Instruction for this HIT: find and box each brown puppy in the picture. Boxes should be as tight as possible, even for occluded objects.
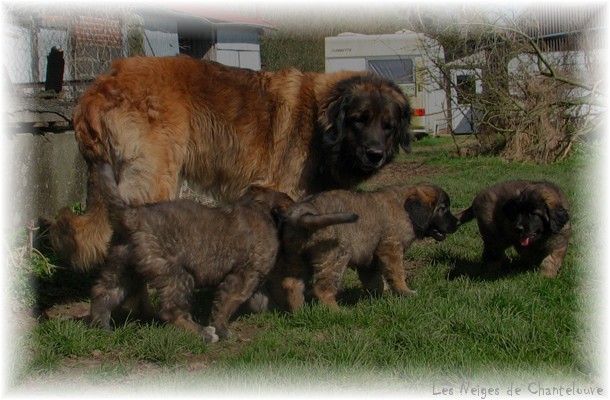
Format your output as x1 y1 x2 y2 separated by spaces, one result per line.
44 56 412 271
89 162 293 342
458 180 571 278
274 183 458 310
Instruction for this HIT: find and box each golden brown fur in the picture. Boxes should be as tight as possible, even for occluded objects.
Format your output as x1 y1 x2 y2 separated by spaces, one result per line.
271 183 458 311
45 56 412 270
458 180 571 278
90 162 294 341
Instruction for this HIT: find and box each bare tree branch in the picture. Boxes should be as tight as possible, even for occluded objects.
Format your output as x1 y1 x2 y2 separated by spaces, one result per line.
403 7 604 163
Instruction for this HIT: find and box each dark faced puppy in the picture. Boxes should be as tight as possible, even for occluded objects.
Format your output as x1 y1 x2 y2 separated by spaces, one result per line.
89 162 293 342
458 180 571 277
274 183 458 311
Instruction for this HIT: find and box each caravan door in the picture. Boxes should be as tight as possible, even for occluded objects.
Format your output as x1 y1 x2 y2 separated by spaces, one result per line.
450 68 483 134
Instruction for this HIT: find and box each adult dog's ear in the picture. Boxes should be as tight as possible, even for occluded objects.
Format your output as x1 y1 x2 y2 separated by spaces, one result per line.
320 92 349 149
404 198 432 233
548 205 569 233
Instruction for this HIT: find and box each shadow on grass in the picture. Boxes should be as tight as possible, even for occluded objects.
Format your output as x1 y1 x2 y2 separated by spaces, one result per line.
445 254 538 281
337 286 379 307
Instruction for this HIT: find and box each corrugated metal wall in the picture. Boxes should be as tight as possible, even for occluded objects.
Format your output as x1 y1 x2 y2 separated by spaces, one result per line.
523 3 606 51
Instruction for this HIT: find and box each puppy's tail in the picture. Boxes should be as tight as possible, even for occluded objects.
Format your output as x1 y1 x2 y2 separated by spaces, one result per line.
95 162 135 233
456 206 475 226
291 212 359 230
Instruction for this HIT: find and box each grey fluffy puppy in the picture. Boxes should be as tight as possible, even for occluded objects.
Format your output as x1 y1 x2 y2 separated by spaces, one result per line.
89 162 293 342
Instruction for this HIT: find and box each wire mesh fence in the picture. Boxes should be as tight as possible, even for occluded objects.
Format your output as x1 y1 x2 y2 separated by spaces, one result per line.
4 4 138 100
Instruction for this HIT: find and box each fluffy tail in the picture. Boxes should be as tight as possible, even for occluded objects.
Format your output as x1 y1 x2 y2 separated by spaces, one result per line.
457 206 475 226
289 211 359 230
45 162 112 271
95 162 135 233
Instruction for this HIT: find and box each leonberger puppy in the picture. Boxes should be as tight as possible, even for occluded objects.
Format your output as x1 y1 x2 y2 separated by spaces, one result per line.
89 162 294 342
44 56 412 271
458 180 571 278
273 183 459 311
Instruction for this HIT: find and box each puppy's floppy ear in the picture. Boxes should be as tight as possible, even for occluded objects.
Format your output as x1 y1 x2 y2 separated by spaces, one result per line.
404 197 432 233
270 206 286 230
548 205 569 233
502 197 519 220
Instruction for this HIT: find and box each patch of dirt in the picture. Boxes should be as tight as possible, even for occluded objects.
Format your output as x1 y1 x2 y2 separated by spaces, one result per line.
366 159 447 187
195 319 264 363
42 301 90 321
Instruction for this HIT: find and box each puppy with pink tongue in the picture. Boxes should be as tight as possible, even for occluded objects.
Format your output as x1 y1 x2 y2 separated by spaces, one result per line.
458 180 571 278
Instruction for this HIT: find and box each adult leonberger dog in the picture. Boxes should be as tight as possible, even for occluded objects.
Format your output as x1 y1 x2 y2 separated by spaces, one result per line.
273 183 458 310
458 180 571 278
45 56 412 270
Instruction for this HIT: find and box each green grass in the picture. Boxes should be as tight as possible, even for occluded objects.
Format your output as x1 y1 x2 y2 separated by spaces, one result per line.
20 319 210 379
9 138 603 393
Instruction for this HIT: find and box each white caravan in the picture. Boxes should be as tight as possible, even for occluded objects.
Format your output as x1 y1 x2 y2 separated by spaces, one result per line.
325 31 447 137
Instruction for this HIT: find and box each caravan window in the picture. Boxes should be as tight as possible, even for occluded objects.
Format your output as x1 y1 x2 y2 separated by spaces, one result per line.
367 59 414 84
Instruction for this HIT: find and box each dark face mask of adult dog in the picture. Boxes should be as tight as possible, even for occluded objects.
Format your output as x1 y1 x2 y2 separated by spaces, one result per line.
502 190 569 248
319 76 411 185
404 189 459 241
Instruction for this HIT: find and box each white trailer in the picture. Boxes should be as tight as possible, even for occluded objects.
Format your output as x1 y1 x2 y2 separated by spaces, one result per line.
325 31 447 137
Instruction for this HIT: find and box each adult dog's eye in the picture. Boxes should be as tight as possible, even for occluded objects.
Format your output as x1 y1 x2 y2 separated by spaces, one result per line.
350 112 368 126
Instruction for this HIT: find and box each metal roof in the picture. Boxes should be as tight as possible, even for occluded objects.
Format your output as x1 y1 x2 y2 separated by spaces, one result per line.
161 5 274 30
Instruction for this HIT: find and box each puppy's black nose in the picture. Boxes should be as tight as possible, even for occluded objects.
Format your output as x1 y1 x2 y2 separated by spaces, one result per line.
365 148 385 165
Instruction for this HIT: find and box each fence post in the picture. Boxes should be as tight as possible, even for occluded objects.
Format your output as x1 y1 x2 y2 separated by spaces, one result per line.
126 14 145 56
45 46 65 93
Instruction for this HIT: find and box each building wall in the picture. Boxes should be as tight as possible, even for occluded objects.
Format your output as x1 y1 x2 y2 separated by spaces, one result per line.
7 132 88 228
216 27 262 70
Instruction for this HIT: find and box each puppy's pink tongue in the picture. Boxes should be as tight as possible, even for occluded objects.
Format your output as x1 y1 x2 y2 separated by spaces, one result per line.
521 237 532 247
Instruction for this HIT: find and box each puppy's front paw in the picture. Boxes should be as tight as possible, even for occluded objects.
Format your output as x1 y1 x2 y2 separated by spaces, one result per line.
88 313 112 331
539 268 558 278
202 325 219 343
215 325 233 340
400 289 418 297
